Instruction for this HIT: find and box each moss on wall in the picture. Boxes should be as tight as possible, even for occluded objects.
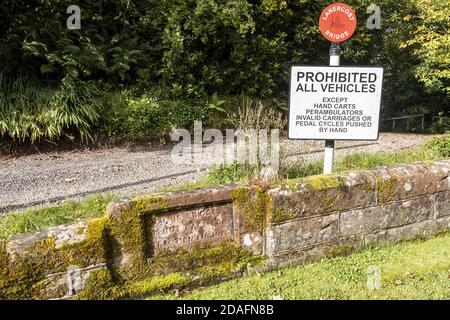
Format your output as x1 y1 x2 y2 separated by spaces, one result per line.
107 195 170 275
0 216 110 300
0 245 44 299
78 194 264 300
79 240 264 300
278 173 345 192
130 272 190 297
304 174 343 190
325 244 355 258
231 187 272 232
77 269 124 300
376 177 397 203
271 208 294 224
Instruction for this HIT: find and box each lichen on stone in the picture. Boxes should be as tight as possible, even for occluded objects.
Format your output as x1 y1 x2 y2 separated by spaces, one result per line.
1 191 267 300
79 240 263 299
271 208 294 224
304 174 344 190
376 177 397 203
231 187 272 232
325 244 355 258
0 216 110 300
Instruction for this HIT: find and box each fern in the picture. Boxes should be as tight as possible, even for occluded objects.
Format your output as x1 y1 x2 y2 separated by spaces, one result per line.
0 75 101 143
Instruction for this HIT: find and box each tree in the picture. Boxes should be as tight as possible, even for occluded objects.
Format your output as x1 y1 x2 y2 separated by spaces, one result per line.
401 0 450 97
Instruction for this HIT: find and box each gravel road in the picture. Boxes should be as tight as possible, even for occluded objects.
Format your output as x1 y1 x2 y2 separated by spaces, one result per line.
0 133 433 215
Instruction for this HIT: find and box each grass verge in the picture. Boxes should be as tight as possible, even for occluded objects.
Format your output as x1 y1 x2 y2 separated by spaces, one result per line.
148 233 450 300
189 134 449 187
0 194 116 239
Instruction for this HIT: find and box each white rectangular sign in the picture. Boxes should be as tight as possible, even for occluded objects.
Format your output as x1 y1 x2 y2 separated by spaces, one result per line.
288 66 383 140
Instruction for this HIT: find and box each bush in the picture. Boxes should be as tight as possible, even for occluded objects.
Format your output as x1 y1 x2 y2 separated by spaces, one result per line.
162 99 211 130
0 78 101 143
1 0 448 144
425 135 450 157
431 116 450 134
95 92 211 140
127 96 171 139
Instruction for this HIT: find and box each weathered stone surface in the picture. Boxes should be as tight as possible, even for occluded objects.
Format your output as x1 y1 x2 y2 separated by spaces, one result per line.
162 184 241 209
270 171 376 219
40 264 107 300
363 217 450 246
149 204 234 253
241 232 264 254
381 196 433 228
266 214 339 254
340 207 383 237
435 216 450 230
340 196 433 237
372 161 450 204
108 185 241 218
7 221 88 256
435 191 450 218
267 236 363 266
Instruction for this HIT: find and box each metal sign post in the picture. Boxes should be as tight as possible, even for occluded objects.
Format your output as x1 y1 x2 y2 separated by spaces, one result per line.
318 2 356 174
324 42 341 174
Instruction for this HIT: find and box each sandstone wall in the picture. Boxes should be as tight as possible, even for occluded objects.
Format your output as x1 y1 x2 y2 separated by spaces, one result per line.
1 160 449 299
266 160 450 265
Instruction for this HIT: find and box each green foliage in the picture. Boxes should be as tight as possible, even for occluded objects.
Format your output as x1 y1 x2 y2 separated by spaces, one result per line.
187 135 446 188
284 136 448 181
165 162 259 192
0 77 101 142
0 194 115 240
431 115 450 134
95 91 210 139
402 0 450 96
335 148 439 172
0 0 151 85
0 0 449 143
280 159 324 180
124 95 172 139
235 98 286 131
0 0 435 101
425 134 450 157
206 163 257 185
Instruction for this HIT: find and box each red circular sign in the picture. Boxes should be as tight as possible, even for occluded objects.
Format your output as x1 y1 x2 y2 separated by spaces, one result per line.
319 3 357 43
